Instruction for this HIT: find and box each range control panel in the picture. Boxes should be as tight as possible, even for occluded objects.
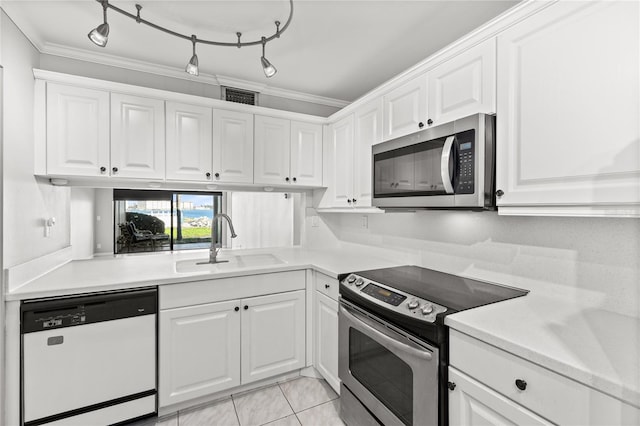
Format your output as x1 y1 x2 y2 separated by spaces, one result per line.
341 274 446 324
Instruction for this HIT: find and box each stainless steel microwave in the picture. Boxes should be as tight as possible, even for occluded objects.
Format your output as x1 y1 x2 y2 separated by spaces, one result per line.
372 113 496 210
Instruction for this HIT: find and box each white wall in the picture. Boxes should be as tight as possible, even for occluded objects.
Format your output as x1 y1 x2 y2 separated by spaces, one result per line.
39 54 340 117
229 192 294 249
308 210 640 317
94 188 114 255
2 10 70 269
70 188 95 259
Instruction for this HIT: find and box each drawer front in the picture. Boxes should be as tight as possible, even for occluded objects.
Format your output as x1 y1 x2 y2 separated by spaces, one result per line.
450 330 640 425
315 272 339 301
160 270 306 310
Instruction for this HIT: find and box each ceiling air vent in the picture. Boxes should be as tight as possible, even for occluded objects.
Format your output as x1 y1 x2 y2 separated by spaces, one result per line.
222 87 258 106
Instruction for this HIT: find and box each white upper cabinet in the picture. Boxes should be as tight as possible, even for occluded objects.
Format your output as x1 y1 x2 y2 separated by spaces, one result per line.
45 83 110 177
382 74 428 141
353 98 383 207
165 102 213 182
290 121 323 186
111 93 165 179
323 115 355 208
427 38 496 126
255 116 323 186
212 109 254 184
496 0 640 216
254 115 291 185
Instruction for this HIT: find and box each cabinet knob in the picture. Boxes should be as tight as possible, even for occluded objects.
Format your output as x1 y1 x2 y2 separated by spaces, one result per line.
496 189 504 197
100 166 106 174
447 381 456 391
215 172 220 178
234 306 240 312
427 118 433 125
352 198 357 204
515 379 527 391
347 199 352 204
206 172 211 179
112 167 118 174
285 177 290 182
292 177 297 182
325 284 330 289
244 305 248 310
418 122 424 129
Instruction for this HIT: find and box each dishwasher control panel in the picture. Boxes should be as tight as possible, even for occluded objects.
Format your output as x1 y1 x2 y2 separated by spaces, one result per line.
21 287 157 333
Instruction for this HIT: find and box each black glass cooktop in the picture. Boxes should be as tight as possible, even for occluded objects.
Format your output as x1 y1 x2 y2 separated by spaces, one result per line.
354 265 528 313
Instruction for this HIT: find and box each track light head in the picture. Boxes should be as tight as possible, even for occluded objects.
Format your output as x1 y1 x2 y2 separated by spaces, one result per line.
261 37 277 78
261 56 277 78
88 22 110 47
185 35 199 76
88 1 110 47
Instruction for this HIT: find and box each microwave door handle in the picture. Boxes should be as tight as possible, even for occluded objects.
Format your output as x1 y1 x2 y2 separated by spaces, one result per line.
340 303 433 361
441 135 455 194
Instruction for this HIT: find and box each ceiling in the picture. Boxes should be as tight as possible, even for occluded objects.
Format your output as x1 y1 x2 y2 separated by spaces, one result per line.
2 0 519 105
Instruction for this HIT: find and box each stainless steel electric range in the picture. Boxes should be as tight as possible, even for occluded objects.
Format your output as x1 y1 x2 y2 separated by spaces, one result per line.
338 265 528 426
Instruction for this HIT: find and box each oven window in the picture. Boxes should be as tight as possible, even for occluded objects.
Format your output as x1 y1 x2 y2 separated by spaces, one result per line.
349 328 413 425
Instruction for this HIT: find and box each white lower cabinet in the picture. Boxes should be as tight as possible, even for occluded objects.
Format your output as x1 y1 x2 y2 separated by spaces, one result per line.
159 279 306 409
449 330 640 425
241 290 306 384
159 300 241 407
448 367 551 426
313 272 340 393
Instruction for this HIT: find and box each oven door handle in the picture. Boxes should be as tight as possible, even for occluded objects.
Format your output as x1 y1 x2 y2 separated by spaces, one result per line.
441 135 455 194
340 303 433 361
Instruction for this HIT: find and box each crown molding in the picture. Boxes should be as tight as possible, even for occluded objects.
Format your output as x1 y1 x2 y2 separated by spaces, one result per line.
38 42 349 109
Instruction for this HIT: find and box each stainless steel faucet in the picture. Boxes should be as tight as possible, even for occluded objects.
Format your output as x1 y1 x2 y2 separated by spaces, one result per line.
208 213 238 264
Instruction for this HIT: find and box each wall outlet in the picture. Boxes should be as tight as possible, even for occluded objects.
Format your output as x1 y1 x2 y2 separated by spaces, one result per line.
96 215 101 221
311 215 320 227
361 215 368 229
96 243 102 249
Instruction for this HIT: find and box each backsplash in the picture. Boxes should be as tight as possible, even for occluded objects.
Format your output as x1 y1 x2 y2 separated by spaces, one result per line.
306 210 640 317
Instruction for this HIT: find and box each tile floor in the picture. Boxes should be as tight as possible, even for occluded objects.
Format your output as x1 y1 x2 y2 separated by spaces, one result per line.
134 377 344 426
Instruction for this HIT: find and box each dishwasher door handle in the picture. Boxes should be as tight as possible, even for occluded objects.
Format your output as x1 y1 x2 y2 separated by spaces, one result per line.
47 336 64 346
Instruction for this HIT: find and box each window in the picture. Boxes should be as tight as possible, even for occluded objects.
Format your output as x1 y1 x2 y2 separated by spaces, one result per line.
114 190 222 254
113 189 297 254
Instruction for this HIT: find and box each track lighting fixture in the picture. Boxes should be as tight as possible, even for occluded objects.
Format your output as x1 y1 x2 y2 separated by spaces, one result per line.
185 35 199 76
261 37 277 78
88 0 293 78
88 0 110 47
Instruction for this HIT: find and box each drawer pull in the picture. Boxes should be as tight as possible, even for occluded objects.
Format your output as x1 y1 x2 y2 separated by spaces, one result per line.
515 379 527 391
325 284 330 289
447 381 456 391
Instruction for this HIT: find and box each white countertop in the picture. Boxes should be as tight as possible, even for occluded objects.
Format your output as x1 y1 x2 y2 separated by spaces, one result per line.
445 290 640 409
4 246 403 301
7 245 639 410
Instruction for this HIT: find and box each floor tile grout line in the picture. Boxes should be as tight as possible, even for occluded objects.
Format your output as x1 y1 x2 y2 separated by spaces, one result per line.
231 394 243 426
277 381 298 422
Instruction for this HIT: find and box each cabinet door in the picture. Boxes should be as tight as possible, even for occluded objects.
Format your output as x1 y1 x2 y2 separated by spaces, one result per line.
353 98 383 207
496 1 640 213
290 121 323 186
327 115 355 207
254 115 291 185
314 292 339 394
382 75 427 140
111 93 165 179
212 109 254 184
46 83 110 177
159 300 241 407
449 368 552 426
165 102 212 182
428 38 496 126
241 290 305 384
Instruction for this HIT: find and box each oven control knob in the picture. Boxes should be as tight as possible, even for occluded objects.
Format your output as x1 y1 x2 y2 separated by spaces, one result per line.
407 299 420 310
346 275 357 284
355 278 365 287
421 304 434 315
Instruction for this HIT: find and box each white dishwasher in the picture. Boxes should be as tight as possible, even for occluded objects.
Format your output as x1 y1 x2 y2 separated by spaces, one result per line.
21 287 157 426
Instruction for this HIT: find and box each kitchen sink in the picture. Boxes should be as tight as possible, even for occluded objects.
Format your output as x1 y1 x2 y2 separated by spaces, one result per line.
175 253 285 273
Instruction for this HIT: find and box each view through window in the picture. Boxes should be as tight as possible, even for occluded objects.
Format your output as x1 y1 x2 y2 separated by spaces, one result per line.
114 190 222 254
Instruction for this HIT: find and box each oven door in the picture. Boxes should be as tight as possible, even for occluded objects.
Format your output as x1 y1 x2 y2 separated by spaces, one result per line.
338 300 439 426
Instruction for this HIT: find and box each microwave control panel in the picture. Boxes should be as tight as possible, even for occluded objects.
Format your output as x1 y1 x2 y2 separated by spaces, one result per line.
455 130 475 194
